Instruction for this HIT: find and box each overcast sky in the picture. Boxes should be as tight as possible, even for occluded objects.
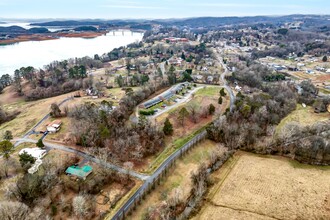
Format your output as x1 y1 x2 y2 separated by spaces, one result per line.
0 0 329 19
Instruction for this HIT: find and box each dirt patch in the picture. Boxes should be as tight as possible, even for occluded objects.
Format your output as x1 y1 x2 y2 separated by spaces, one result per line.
196 152 330 220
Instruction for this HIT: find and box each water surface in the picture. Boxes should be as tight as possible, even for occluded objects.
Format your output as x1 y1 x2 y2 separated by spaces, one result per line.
0 31 143 75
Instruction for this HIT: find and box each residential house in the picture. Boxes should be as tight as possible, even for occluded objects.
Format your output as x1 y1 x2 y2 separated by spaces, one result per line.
47 120 62 133
66 165 93 180
19 148 47 174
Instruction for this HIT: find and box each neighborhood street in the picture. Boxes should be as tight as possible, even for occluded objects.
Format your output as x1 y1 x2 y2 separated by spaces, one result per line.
13 137 150 180
150 85 204 119
217 48 236 111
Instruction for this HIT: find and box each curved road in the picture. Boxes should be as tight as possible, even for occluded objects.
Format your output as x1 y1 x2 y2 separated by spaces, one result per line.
14 138 149 180
216 48 236 112
14 97 74 148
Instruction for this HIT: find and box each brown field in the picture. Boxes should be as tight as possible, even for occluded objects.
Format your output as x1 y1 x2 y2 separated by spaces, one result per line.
0 34 56 45
58 31 107 38
194 152 330 220
0 91 79 138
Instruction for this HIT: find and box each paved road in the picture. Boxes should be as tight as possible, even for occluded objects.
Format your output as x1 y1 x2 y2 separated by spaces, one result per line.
14 138 149 181
12 97 74 148
150 86 204 120
216 48 236 112
110 131 207 220
21 97 74 139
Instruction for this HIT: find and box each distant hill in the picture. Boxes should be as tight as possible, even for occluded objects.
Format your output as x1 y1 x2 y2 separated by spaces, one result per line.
73 26 98 32
0 25 49 34
0 25 26 33
31 20 103 27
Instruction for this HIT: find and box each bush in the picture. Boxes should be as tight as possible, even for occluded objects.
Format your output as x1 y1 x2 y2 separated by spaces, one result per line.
139 109 155 116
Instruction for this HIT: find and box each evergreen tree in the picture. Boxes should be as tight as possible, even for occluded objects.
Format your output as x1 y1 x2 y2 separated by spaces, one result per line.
3 130 13 140
19 151 36 168
322 56 328 62
36 139 44 149
178 107 189 127
220 88 227 97
163 118 173 135
209 104 216 115
218 96 223 104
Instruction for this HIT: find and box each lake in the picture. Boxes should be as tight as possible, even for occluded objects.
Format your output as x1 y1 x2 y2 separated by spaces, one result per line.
0 30 143 75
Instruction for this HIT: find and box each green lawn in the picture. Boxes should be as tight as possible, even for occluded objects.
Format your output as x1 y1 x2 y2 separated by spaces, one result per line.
195 86 220 97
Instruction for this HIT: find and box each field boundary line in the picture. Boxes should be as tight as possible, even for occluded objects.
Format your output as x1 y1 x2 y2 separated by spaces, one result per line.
194 153 240 219
208 153 240 199
208 203 282 220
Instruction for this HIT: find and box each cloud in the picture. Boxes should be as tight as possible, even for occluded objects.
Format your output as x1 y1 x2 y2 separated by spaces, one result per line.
191 3 301 9
101 5 165 9
100 1 165 10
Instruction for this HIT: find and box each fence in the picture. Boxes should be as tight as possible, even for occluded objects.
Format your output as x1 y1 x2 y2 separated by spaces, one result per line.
110 130 207 220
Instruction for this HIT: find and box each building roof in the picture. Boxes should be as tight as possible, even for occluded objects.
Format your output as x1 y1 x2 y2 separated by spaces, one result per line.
65 165 93 179
48 120 62 128
19 148 47 160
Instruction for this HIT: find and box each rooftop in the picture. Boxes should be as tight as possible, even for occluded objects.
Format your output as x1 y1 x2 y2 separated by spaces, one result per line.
65 165 93 180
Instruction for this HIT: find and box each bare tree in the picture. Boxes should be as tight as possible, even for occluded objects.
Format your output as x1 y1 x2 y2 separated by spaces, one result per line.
187 101 200 123
0 201 30 220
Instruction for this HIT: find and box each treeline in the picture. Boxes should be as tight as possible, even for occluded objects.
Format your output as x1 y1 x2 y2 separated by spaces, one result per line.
69 85 166 162
276 121 330 165
0 106 20 125
207 83 297 149
209 60 330 165
0 74 12 93
252 30 330 59
10 57 102 101
227 61 286 89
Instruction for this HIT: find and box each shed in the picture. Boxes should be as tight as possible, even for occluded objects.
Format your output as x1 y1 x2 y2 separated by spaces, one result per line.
65 165 93 180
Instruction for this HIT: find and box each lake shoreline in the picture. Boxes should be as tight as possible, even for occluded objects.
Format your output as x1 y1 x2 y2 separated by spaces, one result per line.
0 31 108 45
0 30 143 74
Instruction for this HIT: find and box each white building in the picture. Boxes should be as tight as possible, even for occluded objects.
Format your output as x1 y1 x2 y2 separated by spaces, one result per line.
47 120 62 133
19 148 47 160
19 148 47 174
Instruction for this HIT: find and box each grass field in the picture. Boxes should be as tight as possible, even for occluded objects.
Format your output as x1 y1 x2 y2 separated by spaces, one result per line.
195 86 221 97
275 104 330 136
194 152 330 220
130 140 222 220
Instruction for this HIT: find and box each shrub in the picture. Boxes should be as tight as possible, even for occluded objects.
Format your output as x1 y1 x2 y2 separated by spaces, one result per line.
139 109 155 116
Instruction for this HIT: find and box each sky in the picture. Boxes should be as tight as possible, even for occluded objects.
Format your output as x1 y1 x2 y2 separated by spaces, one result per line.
0 0 329 19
